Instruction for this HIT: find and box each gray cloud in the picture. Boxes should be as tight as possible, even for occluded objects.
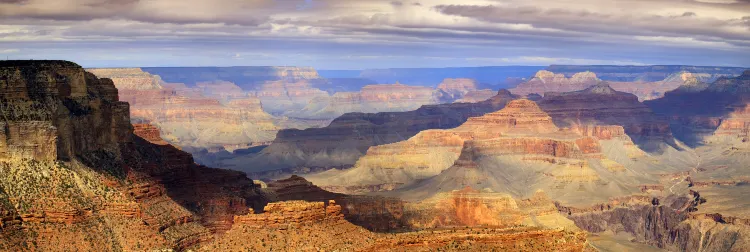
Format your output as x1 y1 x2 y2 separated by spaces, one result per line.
0 0 748 68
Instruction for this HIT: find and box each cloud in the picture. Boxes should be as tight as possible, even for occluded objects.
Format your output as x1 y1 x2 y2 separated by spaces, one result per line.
0 48 20 53
0 0 747 68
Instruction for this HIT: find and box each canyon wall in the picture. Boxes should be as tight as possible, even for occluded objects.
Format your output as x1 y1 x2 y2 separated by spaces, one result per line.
0 61 267 251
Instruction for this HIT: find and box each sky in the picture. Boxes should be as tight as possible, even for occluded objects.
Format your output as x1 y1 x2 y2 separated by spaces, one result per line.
0 0 749 69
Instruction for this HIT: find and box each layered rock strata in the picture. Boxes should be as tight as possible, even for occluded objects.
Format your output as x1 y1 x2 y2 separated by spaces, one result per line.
0 61 266 251
88 68 279 150
306 99 634 203
537 83 675 151
221 90 519 175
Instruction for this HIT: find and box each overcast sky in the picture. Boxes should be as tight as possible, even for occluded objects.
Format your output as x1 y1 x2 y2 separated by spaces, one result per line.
1 0 748 69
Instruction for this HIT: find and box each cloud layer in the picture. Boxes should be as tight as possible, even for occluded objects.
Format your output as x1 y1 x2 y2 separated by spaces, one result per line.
0 0 748 68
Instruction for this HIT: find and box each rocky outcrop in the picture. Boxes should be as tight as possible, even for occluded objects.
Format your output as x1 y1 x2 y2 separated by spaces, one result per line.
233 200 344 229
87 68 163 90
206 198 588 251
132 123 169 145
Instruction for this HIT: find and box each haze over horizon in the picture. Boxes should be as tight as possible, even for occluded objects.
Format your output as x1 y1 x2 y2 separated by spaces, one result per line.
1 0 749 69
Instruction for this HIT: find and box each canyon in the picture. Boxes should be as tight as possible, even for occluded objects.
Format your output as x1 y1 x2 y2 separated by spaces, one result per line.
3 60 750 251
89 68 493 158
0 60 599 251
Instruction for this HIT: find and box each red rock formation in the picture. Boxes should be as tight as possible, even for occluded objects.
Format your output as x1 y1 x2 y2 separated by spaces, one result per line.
132 123 169 145
233 200 344 229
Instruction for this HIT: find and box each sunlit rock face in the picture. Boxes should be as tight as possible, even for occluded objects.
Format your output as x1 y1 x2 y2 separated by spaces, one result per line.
0 61 266 251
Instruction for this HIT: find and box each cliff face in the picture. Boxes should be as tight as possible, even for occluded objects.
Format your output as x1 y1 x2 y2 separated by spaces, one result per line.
217 90 519 175
0 61 266 251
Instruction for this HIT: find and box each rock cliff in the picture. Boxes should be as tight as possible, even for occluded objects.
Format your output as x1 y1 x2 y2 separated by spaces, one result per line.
0 61 266 251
